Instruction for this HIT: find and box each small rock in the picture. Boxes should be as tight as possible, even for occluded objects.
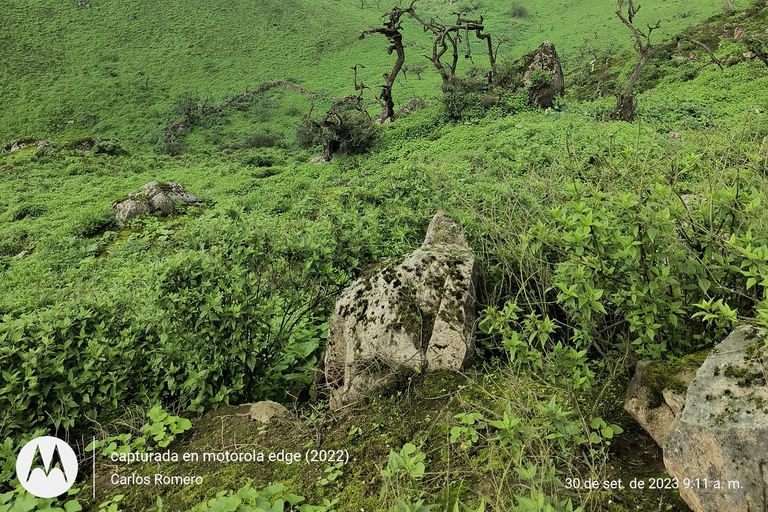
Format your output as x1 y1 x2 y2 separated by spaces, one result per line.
112 182 199 225
625 360 697 446
310 156 327 165
667 131 682 139
248 401 292 423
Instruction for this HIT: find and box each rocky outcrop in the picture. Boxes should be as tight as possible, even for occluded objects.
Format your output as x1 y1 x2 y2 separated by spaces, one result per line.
2 138 42 153
664 326 768 512
112 181 199 225
318 212 478 410
625 358 700 446
513 41 565 109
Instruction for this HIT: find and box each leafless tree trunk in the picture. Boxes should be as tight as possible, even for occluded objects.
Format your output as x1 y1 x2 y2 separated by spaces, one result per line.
408 9 497 91
613 0 665 121
747 36 768 68
359 2 417 122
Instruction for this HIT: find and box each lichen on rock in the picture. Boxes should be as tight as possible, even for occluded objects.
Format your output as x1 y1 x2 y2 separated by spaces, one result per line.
317 212 478 410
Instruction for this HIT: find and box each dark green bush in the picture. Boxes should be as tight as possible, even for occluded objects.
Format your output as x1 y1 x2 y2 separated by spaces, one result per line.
508 2 528 18
241 133 278 149
479 180 768 360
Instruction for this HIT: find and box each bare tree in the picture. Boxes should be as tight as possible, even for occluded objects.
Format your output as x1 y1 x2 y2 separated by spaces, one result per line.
747 35 768 68
408 9 497 91
612 0 666 122
613 0 723 121
359 2 418 122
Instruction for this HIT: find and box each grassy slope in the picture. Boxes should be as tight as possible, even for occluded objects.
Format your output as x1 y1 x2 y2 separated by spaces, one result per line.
2 1 768 510
0 0 733 145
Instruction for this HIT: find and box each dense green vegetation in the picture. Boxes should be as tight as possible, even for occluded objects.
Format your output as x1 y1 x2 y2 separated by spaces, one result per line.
2 0 768 510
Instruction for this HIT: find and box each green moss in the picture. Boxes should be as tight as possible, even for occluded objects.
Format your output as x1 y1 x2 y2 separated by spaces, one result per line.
641 350 708 409
722 364 764 387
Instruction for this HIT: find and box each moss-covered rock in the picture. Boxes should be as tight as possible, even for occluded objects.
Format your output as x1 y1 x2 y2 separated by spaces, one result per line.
318 212 478 410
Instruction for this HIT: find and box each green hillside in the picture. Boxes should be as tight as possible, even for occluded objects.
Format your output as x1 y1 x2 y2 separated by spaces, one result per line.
2 0 768 511
1 0 734 145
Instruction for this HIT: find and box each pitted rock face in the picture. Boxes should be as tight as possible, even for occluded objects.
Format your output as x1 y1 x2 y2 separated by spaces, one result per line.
320 212 477 410
664 326 768 512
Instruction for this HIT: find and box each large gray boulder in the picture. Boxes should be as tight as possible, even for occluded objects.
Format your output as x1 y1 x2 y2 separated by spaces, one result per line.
319 212 478 410
664 325 768 512
519 42 565 109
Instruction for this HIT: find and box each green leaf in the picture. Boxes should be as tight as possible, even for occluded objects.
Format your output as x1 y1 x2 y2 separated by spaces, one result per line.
64 501 83 512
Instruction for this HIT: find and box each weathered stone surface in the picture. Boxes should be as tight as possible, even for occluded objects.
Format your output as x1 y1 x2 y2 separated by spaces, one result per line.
165 181 199 204
520 41 565 109
319 212 478 410
310 156 327 165
112 182 198 225
625 359 698 446
141 182 174 215
664 325 768 512
112 193 149 225
35 140 53 152
248 401 292 423
2 138 39 153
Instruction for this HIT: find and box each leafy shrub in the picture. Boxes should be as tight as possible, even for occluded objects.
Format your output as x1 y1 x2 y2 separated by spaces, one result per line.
9 203 46 221
639 99 714 130
442 77 490 120
87 405 192 456
241 133 278 149
479 181 768 359
92 139 127 156
508 2 528 18
65 207 115 237
299 103 380 157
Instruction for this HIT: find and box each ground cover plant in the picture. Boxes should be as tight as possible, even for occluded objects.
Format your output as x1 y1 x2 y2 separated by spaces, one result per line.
2 0 768 511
